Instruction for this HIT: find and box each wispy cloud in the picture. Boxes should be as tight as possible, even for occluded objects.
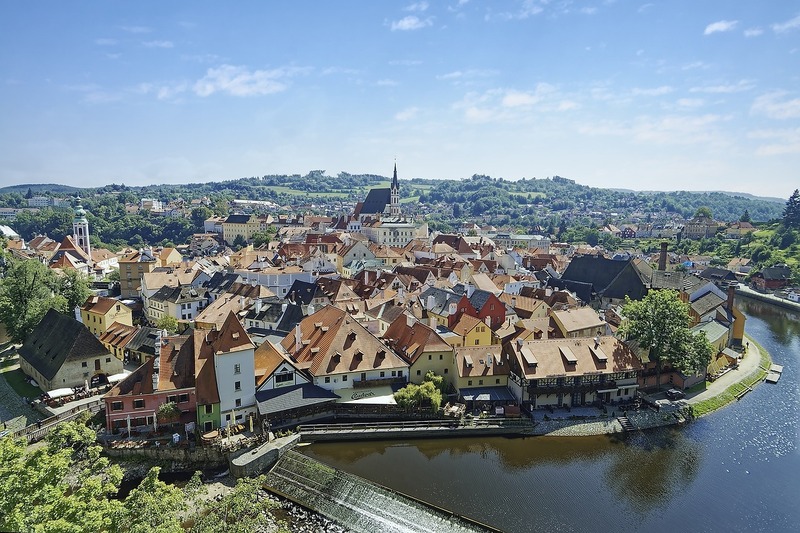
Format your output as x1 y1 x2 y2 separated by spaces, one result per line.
704 20 738 35
772 14 800 33
749 127 800 156
193 64 309 97
676 98 705 108
638 3 654 14
67 83 123 104
120 25 152 34
395 107 419 121
376 79 399 87
95 38 117 46
389 59 423 66
143 40 174 49
579 114 728 146
390 16 433 31
404 2 429 12
681 61 708 71
137 82 188 101
436 69 497 82
690 79 755 94
632 86 673 96
744 27 763 37
751 91 800 120
453 84 568 123
321 67 361 76
490 0 544 21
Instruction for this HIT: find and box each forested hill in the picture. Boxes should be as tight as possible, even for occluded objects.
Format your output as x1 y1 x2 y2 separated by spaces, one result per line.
1 171 784 222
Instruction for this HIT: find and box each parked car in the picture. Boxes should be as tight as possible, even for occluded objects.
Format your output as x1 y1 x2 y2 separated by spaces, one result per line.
666 388 685 400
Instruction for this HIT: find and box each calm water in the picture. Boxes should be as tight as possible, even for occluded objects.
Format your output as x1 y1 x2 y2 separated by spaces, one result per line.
303 297 800 532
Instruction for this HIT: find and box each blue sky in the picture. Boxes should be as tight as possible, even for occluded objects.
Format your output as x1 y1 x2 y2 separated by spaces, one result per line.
1 1 799 199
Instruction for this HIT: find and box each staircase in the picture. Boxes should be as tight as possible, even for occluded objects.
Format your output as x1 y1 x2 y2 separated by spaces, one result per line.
617 416 635 432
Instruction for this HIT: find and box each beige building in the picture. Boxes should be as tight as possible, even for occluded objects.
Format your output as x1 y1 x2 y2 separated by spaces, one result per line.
80 295 133 337
551 307 608 338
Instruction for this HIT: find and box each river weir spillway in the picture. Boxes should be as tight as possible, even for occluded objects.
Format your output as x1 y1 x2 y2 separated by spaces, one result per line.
263 450 495 533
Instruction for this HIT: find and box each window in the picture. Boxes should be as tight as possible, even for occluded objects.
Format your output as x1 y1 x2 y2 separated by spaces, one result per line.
380 371 385 378
205 404 213 414
235 398 242 408
439 354 443 360
398 370 403 377
416 370 421 376
468 380 473 386
111 401 123 411
81 361 88 367
133 399 145 409
496 378 500 384
342 374 348 381
428 354 432 360
444 368 448 374
276 372 293 384
178 393 189 403
475 339 479 345
479 379 483 385
391 371 396 377
234 381 241 391
325 376 330 383
234 364 241 374
204 421 213 431
167 395 177 403
106 357 111 363
83 372 89 378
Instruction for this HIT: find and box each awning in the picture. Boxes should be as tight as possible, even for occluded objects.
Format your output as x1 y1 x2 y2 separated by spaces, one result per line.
597 388 617 394
46 387 74 399
334 385 398 405
459 386 517 403
107 371 131 384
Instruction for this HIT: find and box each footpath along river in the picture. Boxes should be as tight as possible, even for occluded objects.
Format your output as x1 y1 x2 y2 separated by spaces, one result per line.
301 297 799 532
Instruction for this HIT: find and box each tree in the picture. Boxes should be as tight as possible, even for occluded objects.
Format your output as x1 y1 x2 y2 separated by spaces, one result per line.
0 257 61 342
57 269 92 313
694 206 713 219
190 206 214 227
783 189 800 229
619 290 713 390
156 315 179 334
231 234 247 250
740 209 751 223
394 379 443 412
156 401 181 426
190 476 286 533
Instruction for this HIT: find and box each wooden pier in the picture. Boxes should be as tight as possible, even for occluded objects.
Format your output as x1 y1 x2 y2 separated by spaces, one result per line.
765 364 784 384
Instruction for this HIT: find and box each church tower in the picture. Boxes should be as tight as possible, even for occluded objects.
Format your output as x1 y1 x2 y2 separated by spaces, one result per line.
389 162 401 217
72 196 91 258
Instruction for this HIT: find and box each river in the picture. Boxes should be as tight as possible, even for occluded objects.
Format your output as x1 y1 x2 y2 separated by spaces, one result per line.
301 298 800 532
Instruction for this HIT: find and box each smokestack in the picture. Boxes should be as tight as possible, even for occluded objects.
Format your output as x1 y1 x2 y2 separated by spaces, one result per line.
659 242 668 271
727 284 736 311
295 323 302 353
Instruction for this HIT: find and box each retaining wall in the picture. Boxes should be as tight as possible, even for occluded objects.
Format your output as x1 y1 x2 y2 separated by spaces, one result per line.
229 434 301 478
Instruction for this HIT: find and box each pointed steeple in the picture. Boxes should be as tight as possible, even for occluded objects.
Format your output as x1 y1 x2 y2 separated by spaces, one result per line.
389 160 400 216
72 195 91 259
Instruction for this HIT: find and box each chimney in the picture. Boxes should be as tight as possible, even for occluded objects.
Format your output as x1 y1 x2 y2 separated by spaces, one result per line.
406 313 416 328
295 323 302 353
727 283 736 311
255 298 262 314
239 295 246 309
427 294 435 310
466 282 475 298
659 242 668 271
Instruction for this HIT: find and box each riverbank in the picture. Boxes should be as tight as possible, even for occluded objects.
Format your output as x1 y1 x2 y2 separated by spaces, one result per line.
532 330 771 437
736 284 800 313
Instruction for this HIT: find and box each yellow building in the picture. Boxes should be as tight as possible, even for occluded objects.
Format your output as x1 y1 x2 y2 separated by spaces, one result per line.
80 296 133 337
451 314 492 348
222 214 260 245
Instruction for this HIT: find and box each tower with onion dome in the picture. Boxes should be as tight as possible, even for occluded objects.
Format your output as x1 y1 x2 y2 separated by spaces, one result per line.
72 196 91 258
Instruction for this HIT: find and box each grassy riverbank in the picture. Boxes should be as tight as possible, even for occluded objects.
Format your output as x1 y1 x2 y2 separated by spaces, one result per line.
689 335 771 418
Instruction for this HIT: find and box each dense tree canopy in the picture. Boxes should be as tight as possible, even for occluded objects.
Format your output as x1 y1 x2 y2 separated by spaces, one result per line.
619 290 714 388
784 189 800 229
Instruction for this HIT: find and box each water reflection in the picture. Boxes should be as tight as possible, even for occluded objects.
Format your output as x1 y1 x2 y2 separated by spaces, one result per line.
737 296 800 346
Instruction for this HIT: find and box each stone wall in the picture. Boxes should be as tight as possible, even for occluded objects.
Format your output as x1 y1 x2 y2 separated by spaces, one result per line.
103 443 227 468
230 434 301 478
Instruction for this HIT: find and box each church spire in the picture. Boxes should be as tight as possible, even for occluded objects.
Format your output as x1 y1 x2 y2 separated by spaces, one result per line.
389 160 400 216
72 195 91 258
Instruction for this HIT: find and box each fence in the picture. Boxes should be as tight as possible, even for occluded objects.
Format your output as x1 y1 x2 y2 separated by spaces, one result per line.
12 398 103 443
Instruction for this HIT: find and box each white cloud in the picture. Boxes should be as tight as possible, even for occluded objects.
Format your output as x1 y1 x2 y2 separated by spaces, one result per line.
143 40 174 48
376 79 399 87
489 0 544 21
557 100 579 111
682 61 708 70
580 7 598 15
404 2 429 12
744 27 763 37
395 107 419 121
749 127 800 155
632 86 673 96
772 14 800 33
95 38 117 46
436 69 496 81
690 80 755 94
638 3 654 14
193 64 308 97
676 98 705 108
502 90 539 107
120 25 152 34
751 91 800 120
579 114 728 146
704 20 738 35
390 16 433 31
322 67 360 76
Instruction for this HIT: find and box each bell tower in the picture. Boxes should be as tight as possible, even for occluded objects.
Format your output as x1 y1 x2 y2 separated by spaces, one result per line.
72 196 91 258
390 161 400 217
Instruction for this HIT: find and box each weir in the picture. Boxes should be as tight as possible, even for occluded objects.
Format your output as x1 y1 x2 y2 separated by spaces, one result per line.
263 450 495 533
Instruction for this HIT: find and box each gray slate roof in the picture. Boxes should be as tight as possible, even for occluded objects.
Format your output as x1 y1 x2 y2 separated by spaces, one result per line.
359 188 391 215
255 383 339 415
19 309 110 381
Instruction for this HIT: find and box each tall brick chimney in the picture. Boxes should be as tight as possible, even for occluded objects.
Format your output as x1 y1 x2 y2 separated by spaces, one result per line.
658 242 668 271
727 283 736 311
